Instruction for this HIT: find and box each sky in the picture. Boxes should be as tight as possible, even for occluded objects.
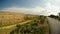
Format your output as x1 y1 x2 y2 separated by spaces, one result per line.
0 0 60 16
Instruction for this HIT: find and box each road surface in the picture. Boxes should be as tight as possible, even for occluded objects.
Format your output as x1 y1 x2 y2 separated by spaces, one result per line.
47 17 60 34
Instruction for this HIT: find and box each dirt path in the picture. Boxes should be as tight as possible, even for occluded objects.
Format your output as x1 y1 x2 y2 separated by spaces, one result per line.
0 20 32 29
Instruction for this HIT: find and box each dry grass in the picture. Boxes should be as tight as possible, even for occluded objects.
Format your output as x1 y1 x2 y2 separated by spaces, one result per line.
0 26 16 34
0 12 36 27
0 12 49 34
0 12 36 34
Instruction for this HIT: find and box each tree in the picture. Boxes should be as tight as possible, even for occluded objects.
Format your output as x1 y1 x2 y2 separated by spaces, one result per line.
59 13 60 17
59 13 60 20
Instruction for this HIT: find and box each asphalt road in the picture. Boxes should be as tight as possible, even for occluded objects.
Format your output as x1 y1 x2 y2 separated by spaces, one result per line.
47 17 60 34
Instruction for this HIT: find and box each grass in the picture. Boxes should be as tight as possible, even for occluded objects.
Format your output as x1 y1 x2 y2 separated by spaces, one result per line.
0 12 49 34
0 12 36 27
0 26 15 34
10 16 49 34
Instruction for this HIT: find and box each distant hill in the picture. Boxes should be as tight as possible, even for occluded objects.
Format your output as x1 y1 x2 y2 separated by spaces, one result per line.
0 11 37 27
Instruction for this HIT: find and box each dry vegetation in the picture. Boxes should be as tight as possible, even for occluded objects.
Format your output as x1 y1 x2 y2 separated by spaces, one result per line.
0 12 36 27
10 15 49 34
0 11 49 34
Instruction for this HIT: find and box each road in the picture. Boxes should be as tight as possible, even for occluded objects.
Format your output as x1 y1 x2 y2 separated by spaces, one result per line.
0 20 32 29
47 17 60 34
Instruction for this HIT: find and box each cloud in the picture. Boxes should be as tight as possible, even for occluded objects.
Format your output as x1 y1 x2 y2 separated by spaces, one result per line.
2 6 50 16
48 0 60 7
45 0 60 15
1 0 60 16
2 5 59 16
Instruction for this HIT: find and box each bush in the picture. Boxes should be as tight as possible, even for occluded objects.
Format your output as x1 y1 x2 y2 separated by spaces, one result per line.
10 16 49 34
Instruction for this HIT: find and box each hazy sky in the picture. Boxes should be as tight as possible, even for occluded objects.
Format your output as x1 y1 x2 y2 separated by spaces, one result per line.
0 0 60 16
